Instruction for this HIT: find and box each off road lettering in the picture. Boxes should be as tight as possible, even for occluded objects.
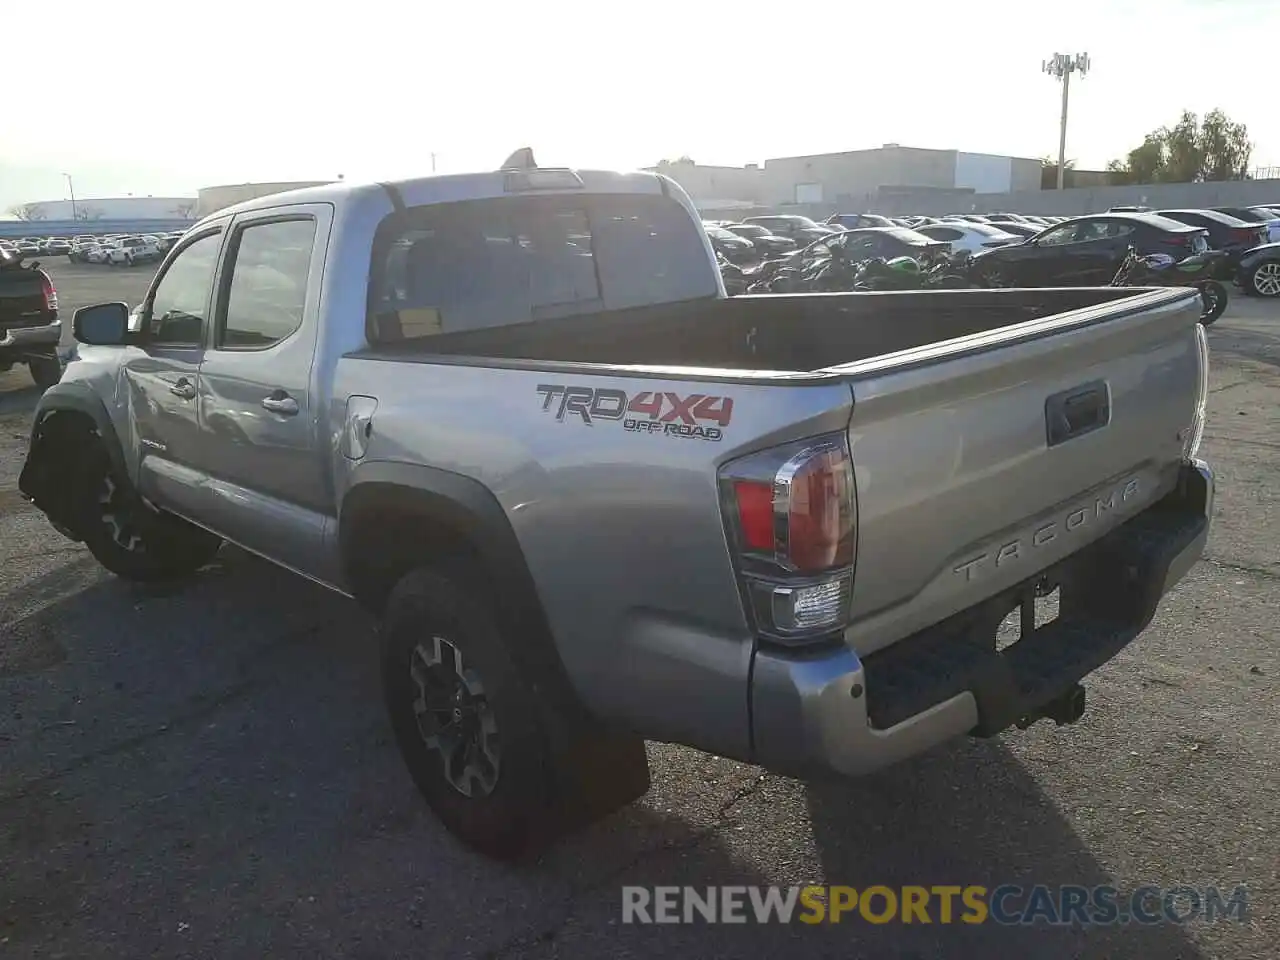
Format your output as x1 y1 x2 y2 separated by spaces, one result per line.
538 384 734 441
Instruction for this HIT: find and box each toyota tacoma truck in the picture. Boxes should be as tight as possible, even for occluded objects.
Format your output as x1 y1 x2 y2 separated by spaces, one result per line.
18 153 1214 860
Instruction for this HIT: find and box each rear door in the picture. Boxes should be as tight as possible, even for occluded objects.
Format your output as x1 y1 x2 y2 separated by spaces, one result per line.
191 204 332 578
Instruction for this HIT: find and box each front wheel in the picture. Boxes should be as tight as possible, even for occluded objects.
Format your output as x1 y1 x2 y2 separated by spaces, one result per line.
1198 280 1228 325
65 436 222 581
28 356 62 390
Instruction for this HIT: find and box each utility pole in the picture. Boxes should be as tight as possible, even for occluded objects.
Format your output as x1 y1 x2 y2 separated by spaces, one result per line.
63 173 77 220
1042 52 1091 190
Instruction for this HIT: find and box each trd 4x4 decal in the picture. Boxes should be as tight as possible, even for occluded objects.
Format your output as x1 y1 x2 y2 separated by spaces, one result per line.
536 385 733 441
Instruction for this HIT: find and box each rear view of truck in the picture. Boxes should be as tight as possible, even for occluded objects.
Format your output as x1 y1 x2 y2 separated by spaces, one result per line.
0 248 62 388
731 290 1213 778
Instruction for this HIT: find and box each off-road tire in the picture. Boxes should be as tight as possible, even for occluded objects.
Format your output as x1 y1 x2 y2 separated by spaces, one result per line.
76 440 222 581
380 566 651 860
28 356 62 390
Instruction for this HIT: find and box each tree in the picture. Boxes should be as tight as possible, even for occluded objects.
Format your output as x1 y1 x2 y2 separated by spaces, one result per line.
1107 109 1252 184
7 202 47 221
1040 157 1077 189
656 155 696 166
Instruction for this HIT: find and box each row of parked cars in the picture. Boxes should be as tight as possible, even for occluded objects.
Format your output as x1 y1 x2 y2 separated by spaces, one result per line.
0 231 187 267
704 203 1280 298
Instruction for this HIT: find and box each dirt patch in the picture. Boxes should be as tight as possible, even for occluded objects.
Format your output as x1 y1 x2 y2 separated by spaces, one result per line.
0 617 66 677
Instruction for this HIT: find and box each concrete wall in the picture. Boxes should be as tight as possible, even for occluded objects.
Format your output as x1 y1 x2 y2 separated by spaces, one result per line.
196 181 333 217
862 177 1280 216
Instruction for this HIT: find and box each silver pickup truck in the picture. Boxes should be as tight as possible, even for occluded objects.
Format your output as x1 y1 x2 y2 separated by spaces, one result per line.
19 156 1214 860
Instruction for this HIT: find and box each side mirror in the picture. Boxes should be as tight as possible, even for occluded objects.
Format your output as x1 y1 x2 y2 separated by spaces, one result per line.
73 302 130 345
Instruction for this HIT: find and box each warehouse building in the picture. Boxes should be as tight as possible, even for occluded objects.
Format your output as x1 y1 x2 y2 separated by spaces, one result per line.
650 144 1043 214
196 181 335 217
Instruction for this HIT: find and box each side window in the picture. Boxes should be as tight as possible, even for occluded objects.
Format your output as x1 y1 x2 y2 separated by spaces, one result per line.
1037 223 1080 247
148 231 223 346
927 227 963 241
218 218 317 350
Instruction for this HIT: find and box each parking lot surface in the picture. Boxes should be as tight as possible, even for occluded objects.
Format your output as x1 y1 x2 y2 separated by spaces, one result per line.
1 261 1276 958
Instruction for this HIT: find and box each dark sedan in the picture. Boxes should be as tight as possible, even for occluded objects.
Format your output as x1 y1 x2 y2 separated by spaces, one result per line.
741 214 837 246
1236 243 1280 298
1156 209 1269 272
967 213 1209 287
723 222 797 256
785 226 950 270
703 224 759 265
825 212 895 229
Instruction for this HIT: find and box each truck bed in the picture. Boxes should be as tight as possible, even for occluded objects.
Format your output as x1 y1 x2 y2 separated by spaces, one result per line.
364 287 1155 375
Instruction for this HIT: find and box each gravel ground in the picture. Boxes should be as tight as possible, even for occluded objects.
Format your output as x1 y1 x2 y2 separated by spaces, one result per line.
0 261 1276 958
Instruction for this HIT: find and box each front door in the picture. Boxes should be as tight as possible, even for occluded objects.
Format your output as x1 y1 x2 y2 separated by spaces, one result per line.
192 207 332 579
124 226 226 519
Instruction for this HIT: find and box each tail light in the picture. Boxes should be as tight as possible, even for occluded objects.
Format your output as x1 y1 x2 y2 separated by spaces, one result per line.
40 273 57 312
1229 227 1260 245
720 434 857 647
1185 323 1209 458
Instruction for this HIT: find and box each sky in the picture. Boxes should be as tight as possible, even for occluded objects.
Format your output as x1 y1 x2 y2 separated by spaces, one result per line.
4 0 1278 209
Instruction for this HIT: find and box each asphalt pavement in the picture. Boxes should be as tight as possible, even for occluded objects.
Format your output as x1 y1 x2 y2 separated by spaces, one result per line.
0 261 1276 958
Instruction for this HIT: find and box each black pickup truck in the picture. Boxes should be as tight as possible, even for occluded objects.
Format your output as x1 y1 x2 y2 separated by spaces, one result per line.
0 248 62 388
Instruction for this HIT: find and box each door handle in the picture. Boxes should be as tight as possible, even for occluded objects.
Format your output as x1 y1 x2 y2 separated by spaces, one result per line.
261 391 299 416
169 378 196 400
1045 380 1110 447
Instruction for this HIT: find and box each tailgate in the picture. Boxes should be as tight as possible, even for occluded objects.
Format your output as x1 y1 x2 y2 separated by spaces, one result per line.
0 268 49 328
830 288 1206 656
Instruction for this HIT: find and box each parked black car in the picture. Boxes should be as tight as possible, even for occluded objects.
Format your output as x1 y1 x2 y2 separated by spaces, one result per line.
1155 209 1269 273
741 215 836 246
782 226 950 271
825 213 894 229
967 213 1210 287
722 223 797 256
1235 242 1280 298
703 223 758 264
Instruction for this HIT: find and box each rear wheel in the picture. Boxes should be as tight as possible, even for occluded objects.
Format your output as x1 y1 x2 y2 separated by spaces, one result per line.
380 566 651 860
1246 259 1280 297
1199 280 1228 325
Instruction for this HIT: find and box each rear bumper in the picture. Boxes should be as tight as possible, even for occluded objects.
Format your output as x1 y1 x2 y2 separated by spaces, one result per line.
0 316 61 354
750 458 1214 779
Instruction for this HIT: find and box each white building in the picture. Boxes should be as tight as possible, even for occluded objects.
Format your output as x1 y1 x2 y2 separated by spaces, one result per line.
17 196 198 222
197 181 334 217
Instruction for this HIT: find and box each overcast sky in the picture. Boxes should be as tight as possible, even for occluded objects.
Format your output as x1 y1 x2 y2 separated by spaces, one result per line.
4 0 1277 206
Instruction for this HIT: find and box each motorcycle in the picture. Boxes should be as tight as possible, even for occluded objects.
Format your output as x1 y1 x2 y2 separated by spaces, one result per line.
1110 246 1228 325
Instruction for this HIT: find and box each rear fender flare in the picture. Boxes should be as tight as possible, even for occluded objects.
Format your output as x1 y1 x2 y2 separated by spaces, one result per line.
339 461 584 716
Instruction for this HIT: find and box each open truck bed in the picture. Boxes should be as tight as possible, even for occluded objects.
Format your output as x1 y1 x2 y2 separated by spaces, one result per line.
362 286 1169 375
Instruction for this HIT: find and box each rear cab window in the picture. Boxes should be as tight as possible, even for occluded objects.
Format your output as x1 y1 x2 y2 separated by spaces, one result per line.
369 193 718 342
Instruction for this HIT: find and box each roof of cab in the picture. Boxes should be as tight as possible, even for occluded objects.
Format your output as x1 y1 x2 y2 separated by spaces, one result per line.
202 167 671 224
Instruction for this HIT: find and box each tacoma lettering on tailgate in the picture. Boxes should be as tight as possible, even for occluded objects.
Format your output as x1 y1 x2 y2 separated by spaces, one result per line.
536 385 733 442
952 477 1142 582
